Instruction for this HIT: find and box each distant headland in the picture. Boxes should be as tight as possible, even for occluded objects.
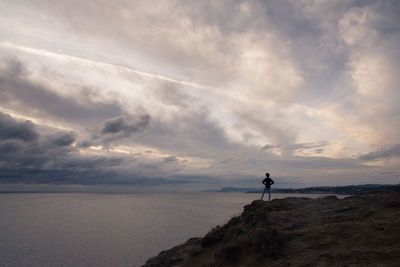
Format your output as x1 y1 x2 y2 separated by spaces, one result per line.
202 183 400 195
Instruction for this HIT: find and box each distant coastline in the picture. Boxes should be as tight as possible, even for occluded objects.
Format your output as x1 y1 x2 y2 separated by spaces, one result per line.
203 183 400 195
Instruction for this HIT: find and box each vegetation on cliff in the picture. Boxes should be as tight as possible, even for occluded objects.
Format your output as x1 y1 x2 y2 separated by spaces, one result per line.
144 194 400 266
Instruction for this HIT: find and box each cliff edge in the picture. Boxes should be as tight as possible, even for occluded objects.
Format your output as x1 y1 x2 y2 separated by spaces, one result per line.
143 194 400 266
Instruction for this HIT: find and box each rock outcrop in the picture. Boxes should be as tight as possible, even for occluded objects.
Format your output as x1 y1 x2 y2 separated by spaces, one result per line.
144 194 400 266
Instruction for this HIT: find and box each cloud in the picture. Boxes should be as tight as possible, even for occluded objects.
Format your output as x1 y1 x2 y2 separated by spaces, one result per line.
102 114 150 136
0 56 27 77
290 0 400 156
163 156 177 164
153 81 190 109
0 112 38 142
284 141 329 155
135 110 237 158
0 112 122 178
0 58 125 127
360 144 400 161
0 111 218 186
314 148 324 154
261 144 274 150
285 141 328 150
338 3 400 142
52 131 75 146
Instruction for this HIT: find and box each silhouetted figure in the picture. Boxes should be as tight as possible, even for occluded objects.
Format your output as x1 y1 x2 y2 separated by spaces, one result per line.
261 172 274 201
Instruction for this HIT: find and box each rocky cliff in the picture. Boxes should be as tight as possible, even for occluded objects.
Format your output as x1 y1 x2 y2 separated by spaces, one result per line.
144 194 400 266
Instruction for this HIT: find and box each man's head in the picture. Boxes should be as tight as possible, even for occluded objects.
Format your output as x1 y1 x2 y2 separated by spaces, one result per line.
266 172 270 177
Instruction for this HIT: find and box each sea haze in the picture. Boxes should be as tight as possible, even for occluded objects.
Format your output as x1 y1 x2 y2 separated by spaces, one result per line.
1 192 332 266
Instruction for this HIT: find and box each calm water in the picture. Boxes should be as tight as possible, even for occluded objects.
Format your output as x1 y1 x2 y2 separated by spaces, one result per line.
0 192 331 267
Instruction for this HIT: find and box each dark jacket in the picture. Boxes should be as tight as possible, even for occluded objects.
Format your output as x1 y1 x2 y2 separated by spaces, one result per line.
262 177 274 188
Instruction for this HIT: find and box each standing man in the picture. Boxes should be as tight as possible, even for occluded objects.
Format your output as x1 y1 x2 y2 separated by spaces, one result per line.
261 172 274 201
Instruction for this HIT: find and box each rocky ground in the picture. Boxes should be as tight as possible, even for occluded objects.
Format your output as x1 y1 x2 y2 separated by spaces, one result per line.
143 194 400 267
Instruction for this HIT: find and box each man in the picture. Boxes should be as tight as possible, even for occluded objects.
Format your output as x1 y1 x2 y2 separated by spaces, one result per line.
261 172 274 201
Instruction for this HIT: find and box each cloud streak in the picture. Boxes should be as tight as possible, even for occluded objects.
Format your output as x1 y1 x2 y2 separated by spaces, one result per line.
0 42 213 90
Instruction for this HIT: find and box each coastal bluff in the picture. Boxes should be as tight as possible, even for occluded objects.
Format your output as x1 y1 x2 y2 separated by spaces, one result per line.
143 194 400 266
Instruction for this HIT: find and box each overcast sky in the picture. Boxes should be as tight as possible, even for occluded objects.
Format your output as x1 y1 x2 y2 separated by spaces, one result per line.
0 0 399 191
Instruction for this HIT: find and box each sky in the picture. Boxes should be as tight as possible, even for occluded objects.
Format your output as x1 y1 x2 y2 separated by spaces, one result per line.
0 0 399 192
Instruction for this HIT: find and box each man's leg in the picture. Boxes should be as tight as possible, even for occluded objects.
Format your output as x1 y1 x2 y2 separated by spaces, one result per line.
261 188 266 200
268 188 271 201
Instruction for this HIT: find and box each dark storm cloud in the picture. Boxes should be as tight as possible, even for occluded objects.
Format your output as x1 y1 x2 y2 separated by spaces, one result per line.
0 111 197 186
102 114 151 136
0 58 124 126
163 156 177 164
0 112 38 142
52 131 75 146
360 144 400 161
0 115 76 169
0 112 123 183
79 114 152 147
0 140 24 156
0 112 67 168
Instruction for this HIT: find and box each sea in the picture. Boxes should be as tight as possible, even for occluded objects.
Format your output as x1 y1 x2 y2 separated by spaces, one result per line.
0 192 338 267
